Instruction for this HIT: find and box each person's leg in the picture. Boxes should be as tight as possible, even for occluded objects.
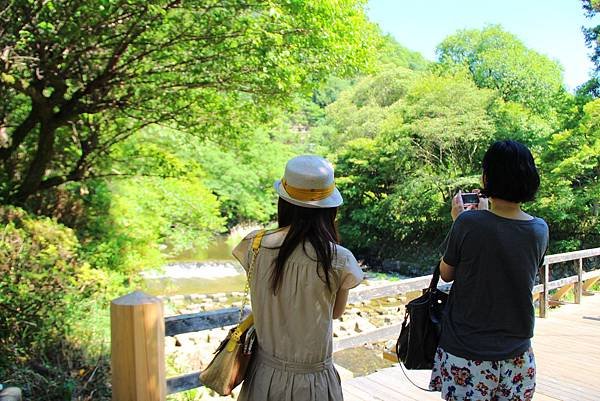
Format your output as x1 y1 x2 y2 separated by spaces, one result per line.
495 348 536 401
431 347 498 401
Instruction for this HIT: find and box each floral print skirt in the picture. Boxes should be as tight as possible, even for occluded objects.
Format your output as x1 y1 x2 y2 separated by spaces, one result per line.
429 346 536 401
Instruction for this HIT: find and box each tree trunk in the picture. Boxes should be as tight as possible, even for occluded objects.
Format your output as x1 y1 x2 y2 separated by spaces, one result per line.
13 120 57 204
0 108 38 161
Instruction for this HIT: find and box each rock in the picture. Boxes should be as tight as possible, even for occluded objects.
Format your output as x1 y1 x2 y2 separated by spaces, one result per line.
173 334 195 348
0 387 22 401
170 294 185 303
363 342 375 350
353 317 377 333
165 336 178 352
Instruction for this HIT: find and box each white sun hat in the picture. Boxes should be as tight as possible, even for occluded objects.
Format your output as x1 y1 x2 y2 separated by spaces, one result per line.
274 155 343 208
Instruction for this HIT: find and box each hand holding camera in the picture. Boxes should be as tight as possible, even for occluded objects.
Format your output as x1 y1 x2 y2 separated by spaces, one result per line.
451 190 489 221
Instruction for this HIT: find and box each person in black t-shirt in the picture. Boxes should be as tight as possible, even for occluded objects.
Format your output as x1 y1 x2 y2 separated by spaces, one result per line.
429 140 549 401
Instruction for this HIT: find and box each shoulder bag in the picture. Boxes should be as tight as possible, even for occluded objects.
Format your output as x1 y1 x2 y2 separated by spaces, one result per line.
396 261 448 370
200 229 265 395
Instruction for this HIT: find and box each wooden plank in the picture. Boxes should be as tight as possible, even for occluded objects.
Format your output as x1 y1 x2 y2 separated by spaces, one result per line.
544 247 600 264
370 368 439 400
346 295 600 401
574 259 583 304
582 268 600 281
535 378 598 401
166 371 201 395
332 323 402 352
582 275 600 291
158 267 600 394
164 307 249 336
343 382 382 401
550 283 574 302
350 376 417 401
539 263 549 318
349 276 432 304
382 349 397 362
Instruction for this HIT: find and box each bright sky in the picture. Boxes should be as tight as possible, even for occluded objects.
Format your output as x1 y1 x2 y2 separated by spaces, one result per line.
367 0 599 91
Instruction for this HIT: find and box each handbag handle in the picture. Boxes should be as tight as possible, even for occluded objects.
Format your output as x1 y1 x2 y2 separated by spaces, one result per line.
428 261 442 291
239 229 266 321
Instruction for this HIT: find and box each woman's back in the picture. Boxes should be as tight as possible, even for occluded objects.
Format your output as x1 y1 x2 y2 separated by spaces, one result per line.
233 228 362 401
440 210 549 361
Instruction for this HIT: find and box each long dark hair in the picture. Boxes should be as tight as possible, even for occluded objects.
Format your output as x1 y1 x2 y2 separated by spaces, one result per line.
271 198 339 294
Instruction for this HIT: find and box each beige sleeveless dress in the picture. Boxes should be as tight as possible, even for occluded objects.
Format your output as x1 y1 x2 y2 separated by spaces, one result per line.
232 229 363 401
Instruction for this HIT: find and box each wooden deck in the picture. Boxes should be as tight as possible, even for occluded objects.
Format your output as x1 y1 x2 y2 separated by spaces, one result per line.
343 293 600 401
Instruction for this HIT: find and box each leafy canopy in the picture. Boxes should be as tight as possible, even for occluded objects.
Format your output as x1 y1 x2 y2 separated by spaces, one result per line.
436 25 565 115
0 0 376 204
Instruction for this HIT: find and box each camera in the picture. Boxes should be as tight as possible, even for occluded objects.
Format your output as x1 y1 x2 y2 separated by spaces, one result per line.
461 192 479 206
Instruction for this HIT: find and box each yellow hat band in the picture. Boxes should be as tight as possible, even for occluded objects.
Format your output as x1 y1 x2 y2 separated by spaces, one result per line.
282 179 335 201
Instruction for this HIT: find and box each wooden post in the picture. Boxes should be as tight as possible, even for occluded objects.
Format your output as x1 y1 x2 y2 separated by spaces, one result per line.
111 291 166 401
539 263 549 318
574 258 583 304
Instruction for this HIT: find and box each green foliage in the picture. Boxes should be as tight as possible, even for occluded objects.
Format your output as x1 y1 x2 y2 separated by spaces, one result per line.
376 34 429 71
398 72 495 172
582 0 600 97
437 25 565 116
320 67 417 148
0 206 119 400
326 70 496 260
0 0 378 204
0 206 81 358
314 27 598 263
196 137 295 225
533 99 600 250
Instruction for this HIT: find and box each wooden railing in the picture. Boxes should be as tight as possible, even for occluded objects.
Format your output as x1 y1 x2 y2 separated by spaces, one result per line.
110 248 600 401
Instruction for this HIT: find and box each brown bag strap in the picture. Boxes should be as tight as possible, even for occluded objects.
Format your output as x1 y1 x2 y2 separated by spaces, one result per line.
239 229 266 321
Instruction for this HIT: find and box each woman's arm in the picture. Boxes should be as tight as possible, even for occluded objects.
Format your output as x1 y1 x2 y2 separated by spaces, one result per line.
440 258 456 282
333 288 349 319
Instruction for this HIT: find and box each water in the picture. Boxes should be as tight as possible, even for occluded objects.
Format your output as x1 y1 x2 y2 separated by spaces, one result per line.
141 236 247 296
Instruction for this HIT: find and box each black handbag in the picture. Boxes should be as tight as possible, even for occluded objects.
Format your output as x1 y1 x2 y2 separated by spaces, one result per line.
396 262 448 370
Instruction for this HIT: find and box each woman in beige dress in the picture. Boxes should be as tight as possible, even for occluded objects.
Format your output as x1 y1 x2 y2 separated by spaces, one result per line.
233 155 364 401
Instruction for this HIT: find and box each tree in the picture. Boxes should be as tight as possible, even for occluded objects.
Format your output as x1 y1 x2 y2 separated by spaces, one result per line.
581 0 600 97
0 0 376 205
436 26 565 116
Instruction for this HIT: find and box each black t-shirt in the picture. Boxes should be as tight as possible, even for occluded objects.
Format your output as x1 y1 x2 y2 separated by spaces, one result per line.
439 210 549 361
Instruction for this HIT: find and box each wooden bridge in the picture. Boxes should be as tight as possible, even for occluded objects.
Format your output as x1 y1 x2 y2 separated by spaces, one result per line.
110 248 600 400
343 293 600 401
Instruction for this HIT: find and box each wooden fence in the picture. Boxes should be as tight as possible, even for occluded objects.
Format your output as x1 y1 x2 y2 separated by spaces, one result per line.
110 248 600 400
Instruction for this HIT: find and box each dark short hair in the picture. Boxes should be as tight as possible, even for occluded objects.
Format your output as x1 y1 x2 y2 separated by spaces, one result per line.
481 140 540 203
